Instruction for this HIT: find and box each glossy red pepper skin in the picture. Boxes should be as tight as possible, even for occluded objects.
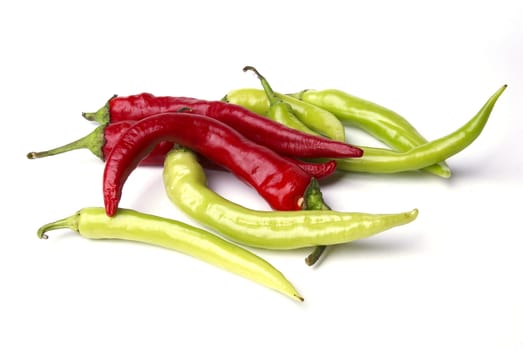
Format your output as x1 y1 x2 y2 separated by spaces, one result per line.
104 112 316 217
103 121 336 177
86 93 363 159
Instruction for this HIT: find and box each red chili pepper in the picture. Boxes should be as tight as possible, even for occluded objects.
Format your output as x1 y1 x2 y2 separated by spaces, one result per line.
83 93 363 159
26 120 337 178
104 112 322 217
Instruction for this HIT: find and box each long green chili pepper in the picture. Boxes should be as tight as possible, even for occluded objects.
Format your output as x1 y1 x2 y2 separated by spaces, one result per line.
335 85 506 174
288 88 452 177
162 148 418 249
37 207 303 302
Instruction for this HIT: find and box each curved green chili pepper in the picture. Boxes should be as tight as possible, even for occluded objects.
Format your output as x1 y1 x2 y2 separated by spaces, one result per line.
37 207 303 302
242 65 320 136
289 88 452 177
162 148 418 249
336 85 506 173
225 88 346 142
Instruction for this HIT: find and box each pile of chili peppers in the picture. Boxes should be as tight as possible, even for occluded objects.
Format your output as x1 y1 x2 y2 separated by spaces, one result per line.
28 66 507 302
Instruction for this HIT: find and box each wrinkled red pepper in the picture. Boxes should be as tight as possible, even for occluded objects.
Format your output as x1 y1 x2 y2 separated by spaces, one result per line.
83 93 363 159
104 112 324 217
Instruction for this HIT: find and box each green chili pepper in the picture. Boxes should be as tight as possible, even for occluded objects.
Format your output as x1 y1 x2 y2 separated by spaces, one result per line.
225 88 346 142
289 88 452 177
336 85 507 174
242 66 320 136
37 207 304 302
162 147 418 249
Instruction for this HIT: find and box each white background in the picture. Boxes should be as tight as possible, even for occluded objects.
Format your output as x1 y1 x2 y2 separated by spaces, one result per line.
1 1 522 349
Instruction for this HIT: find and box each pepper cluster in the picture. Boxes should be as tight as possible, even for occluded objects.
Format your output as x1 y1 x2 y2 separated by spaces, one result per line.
28 66 506 302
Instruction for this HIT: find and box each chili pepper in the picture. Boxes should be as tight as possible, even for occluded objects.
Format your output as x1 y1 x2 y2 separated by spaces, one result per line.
26 120 337 179
223 88 450 178
37 207 303 302
82 94 363 159
162 147 418 249
334 85 507 173
242 66 321 137
103 112 320 217
288 88 452 177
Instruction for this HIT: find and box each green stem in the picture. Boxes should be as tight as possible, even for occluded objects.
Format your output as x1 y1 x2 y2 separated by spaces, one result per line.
242 66 279 106
302 178 331 266
37 212 80 239
303 178 331 211
305 246 327 266
26 124 106 160
81 95 115 124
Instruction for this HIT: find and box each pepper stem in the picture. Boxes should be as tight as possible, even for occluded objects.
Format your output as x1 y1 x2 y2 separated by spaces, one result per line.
26 124 106 160
37 211 80 239
302 178 331 266
81 94 116 124
305 246 327 266
242 66 280 106
302 178 331 211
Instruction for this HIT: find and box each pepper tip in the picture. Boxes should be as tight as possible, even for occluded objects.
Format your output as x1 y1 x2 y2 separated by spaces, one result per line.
105 202 118 217
294 294 305 302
